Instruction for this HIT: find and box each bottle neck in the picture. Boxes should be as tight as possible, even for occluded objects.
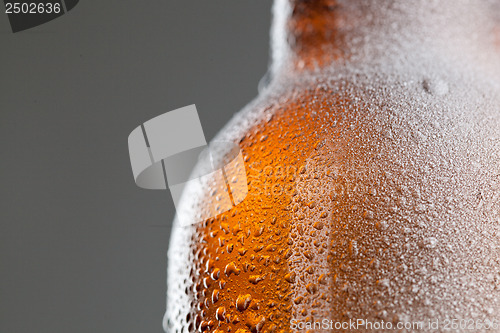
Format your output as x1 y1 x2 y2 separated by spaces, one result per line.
270 0 500 76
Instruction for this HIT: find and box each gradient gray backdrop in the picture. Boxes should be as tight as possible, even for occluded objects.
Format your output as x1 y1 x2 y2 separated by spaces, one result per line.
0 2 272 332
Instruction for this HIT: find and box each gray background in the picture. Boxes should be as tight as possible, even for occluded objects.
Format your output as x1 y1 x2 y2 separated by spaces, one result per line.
0 2 271 332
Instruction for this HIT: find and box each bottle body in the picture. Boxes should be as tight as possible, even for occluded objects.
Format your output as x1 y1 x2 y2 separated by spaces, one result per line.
164 1 500 332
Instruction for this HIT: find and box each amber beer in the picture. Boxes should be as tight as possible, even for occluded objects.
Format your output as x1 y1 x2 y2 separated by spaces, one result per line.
164 0 500 332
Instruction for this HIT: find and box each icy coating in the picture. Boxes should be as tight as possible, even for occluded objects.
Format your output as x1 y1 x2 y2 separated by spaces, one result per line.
165 1 500 332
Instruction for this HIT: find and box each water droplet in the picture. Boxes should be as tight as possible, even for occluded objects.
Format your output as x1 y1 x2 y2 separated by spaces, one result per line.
306 283 318 294
294 296 303 304
318 274 327 285
423 78 449 96
215 306 226 321
375 220 389 231
313 221 324 230
225 262 241 276
348 240 358 258
377 278 390 288
236 294 252 311
211 268 220 280
363 210 374 219
249 275 265 284
212 289 219 303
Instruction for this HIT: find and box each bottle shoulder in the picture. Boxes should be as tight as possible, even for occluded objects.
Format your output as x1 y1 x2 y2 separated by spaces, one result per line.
223 62 500 145
176 64 500 238
166 67 500 331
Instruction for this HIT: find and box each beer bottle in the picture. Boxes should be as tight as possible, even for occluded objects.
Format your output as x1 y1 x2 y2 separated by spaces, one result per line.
164 0 500 331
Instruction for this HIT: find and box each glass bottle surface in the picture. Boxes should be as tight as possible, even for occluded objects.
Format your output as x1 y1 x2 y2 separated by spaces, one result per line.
165 1 500 332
